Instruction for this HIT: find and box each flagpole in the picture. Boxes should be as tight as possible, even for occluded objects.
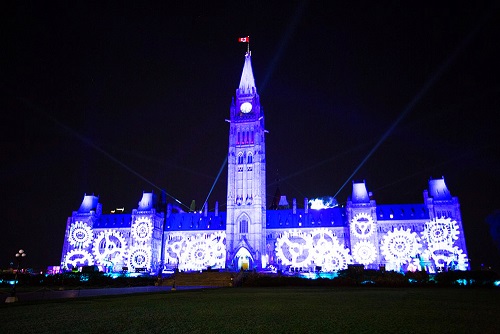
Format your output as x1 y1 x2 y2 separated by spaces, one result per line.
238 36 251 54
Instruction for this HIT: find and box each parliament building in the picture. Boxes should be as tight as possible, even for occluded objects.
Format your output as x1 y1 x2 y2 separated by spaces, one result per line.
60 51 469 274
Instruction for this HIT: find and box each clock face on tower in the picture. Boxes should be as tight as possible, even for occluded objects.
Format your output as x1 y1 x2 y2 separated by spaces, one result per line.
240 102 252 113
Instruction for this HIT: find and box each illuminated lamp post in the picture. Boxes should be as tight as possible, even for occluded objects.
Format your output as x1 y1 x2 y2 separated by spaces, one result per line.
5 249 27 303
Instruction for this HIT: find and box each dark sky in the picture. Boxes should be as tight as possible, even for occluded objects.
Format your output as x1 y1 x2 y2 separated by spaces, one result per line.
2 1 500 270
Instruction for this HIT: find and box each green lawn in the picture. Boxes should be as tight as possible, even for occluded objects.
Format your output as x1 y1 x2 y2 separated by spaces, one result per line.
1 287 499 333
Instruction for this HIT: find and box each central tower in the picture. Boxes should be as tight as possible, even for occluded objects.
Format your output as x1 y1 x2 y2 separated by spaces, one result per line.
226 51 267 270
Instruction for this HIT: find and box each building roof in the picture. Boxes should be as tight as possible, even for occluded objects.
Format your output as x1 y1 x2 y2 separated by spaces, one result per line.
376 204 429 221
93 214 132 229
88 204 430 231
165 211 226 232
266 207 348 229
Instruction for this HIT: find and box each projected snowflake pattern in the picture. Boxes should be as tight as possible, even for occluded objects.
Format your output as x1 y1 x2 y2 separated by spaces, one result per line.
92 230 128 267
68 221 93 249
275 231 312 267
63 249 94 269
352 240 377 265
131 217 153 242
350 213 376 239
128 247 151 270
164 232 226 271
421 218 459 245
310 229 352 271
381 227 422 265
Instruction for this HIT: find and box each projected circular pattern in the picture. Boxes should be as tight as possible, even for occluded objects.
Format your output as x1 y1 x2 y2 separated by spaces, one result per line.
131 217 153 242
421 218 459 246
350 213 376 239
92 230 127 266
275 231 312 267
210 231 226 262
181 232 226 271
352 240 377 265
310 229 352 271
68 221 93 249
128 247 151 270
63 249 94 269
274 229 353 271
184 239 211 268
165 233 187 264
381 227 422 265
427 244 468 271
164 232 226 271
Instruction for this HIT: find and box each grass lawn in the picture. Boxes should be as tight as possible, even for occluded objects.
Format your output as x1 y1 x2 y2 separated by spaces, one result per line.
1 287 499 333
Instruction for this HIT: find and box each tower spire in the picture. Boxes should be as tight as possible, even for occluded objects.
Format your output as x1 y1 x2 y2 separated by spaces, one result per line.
227 46 266 270
238 51 256 95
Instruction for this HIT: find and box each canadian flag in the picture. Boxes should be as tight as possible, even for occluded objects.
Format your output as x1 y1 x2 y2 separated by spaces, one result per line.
238 36 250 43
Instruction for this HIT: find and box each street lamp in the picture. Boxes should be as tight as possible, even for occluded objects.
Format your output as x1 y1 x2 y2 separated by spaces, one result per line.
5 249 27 303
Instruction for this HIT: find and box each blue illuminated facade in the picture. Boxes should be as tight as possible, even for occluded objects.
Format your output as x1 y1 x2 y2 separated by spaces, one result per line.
61 51 469 274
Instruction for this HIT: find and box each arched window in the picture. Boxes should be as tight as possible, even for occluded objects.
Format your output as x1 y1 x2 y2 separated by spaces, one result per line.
238 153 244 164
239 219 248 234
247 154 253 164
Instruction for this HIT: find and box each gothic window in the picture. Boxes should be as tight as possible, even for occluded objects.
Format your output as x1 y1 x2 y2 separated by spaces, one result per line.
247 154 253 164
239 220 248 234
237 132 240 145
238 153 244 164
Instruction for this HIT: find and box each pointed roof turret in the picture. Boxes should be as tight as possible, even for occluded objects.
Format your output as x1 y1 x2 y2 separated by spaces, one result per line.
78 194 99 213
238 52 256 95
428 177 452 201
351 180 370 204
269 185 281 210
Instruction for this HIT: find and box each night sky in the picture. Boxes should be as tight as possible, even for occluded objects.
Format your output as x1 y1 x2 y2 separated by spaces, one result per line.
2 2 500 270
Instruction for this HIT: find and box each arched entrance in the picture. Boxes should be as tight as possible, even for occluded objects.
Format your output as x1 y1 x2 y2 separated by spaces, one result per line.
234 247 253 271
